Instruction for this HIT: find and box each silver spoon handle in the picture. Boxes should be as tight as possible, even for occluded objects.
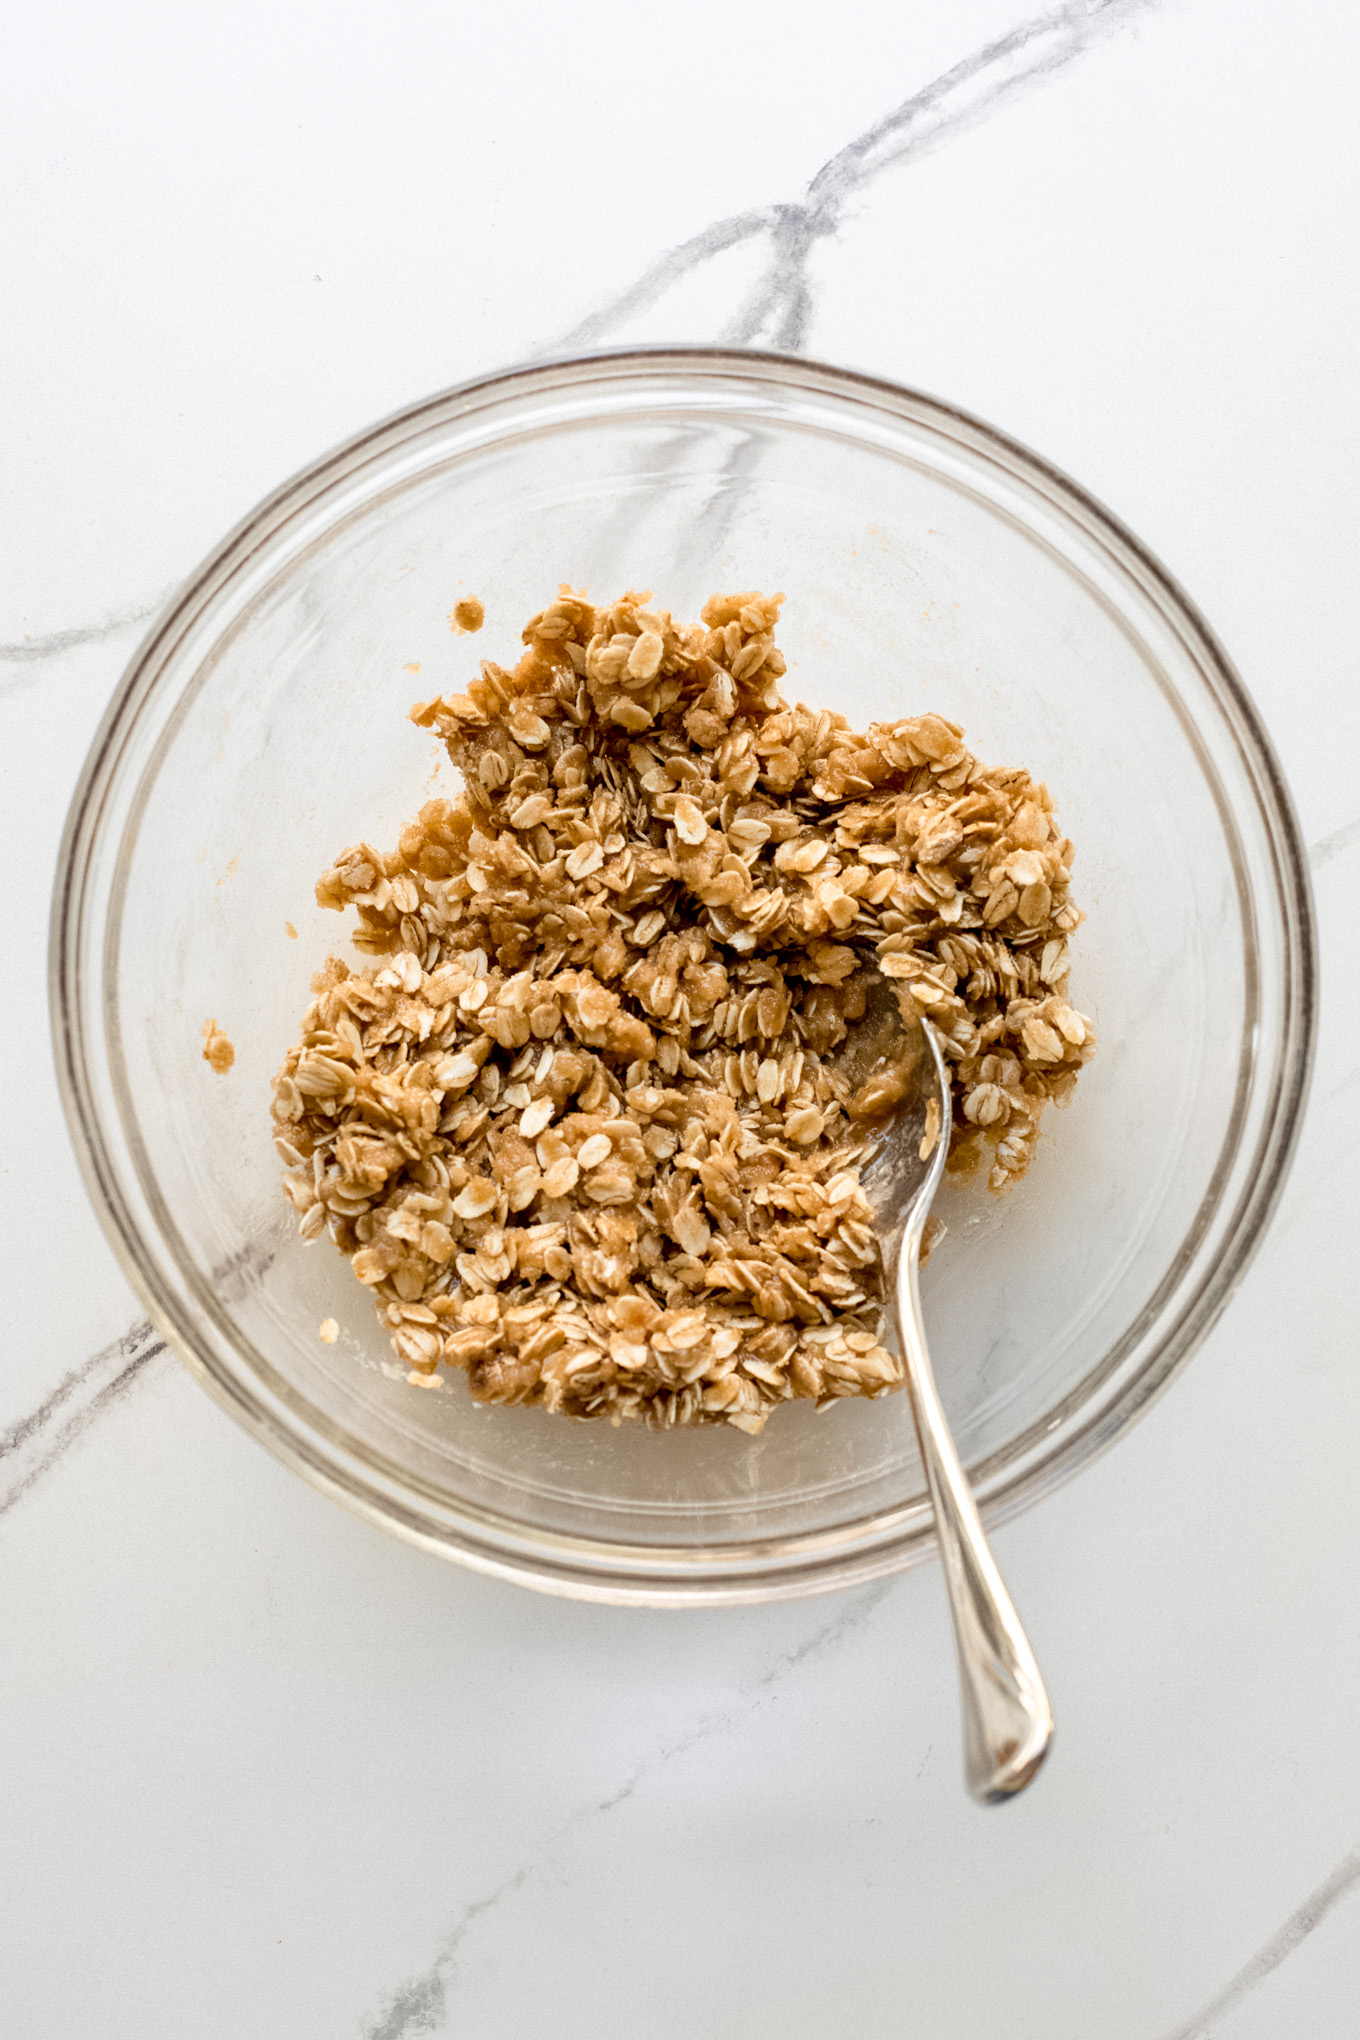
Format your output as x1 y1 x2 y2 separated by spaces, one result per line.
895 1245 1054 1803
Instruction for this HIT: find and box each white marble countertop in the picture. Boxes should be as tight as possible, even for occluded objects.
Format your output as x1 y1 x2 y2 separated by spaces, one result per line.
5 3 1359 2033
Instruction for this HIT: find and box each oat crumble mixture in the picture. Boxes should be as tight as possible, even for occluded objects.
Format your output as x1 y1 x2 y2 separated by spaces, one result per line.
272 589 1095 1433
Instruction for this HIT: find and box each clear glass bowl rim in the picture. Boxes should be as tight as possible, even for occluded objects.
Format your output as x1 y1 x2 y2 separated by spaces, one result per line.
50 345 1318 1604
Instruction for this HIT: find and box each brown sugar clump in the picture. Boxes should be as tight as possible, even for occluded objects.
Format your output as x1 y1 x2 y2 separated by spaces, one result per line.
272 588 1094 1432
450 596 485 635
202 1019 235 1074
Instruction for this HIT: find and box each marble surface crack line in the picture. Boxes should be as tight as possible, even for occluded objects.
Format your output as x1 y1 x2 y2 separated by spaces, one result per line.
593 1577 894 1819
8 2 1164 699
547 207 779 355
2 1245 271 1515
0 1316 168 1519
0 594 169 696
1157 1844 1360 2040
548 0 1162 356
1308 811 1360 872
359 1580 895 2039
361 1865 535 2040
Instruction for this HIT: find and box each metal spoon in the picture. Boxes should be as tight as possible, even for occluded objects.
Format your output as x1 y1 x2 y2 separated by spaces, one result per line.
835 973 1053 1803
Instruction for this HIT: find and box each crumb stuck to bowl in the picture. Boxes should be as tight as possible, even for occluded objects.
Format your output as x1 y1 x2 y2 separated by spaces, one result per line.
272 588 1094 1431
202 1018 235 1074
319 1316 339 1343
450 596 485 635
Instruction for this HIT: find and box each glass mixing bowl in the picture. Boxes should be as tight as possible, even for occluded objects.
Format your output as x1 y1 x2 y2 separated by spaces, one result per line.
51 349 1316 1602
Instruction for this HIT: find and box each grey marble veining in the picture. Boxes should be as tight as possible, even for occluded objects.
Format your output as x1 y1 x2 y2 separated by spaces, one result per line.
0 594 166 683
0 1318 168 1519
362 1585 894 2040
552 0 1160 355
1158 1847 1360 2040
2 0 1360 2031
2 0 1160 679
1309 811 1360 873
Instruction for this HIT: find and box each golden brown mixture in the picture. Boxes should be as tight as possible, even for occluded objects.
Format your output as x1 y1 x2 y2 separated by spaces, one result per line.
272 589 1094 1431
